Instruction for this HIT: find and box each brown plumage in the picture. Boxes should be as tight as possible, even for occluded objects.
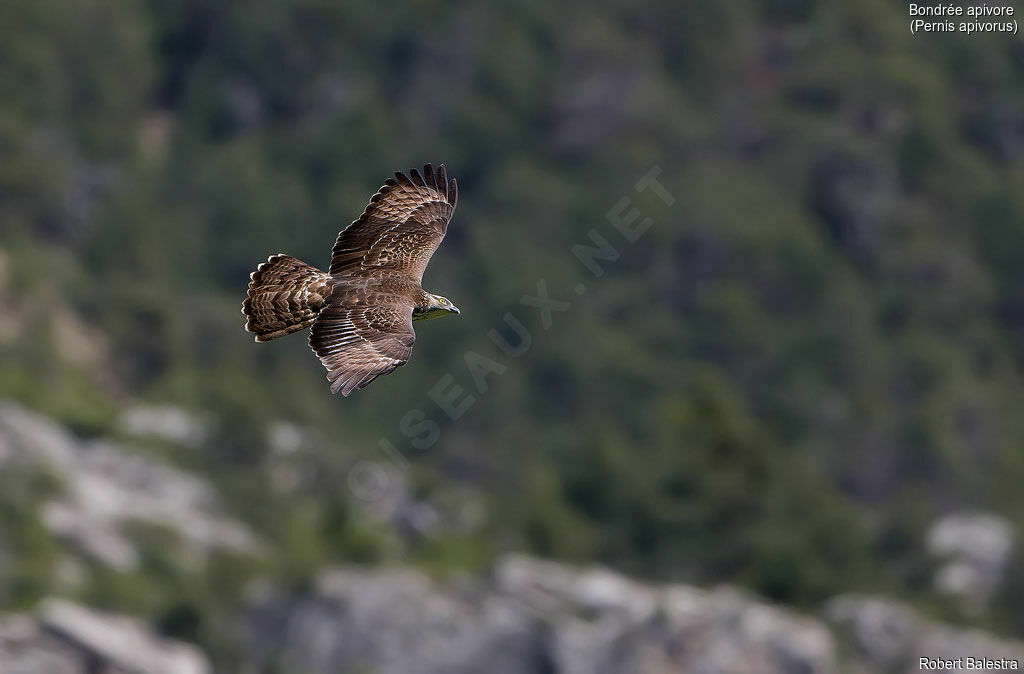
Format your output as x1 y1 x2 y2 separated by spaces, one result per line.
242 164 460 395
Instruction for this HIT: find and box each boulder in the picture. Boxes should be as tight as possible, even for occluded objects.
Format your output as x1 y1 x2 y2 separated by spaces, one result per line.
0 601 210 674
826 595 1024 673
926 511 1014 609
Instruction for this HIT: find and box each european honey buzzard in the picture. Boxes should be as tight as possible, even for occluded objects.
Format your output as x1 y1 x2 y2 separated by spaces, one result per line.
242 163 460 395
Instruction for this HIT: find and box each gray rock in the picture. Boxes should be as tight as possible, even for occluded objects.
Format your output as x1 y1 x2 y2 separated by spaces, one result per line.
266 421 307 456
0 401 258 570
246 557 1024 674
244 567 543 674
926 512 1015 609
0 601 210 674
245 556 839 674
498 555 837 674
826 595 1024 673
0 612 81 674
117 405 209 449
40 599 210 674
825 596 919 668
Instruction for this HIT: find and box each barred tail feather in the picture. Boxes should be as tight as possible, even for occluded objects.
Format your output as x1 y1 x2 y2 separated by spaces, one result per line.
243 254 333 342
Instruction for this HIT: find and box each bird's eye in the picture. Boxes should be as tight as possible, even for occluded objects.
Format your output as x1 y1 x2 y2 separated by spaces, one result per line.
439 298 448 305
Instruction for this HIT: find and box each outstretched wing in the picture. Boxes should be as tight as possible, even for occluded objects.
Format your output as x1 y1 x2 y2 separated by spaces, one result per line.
308 291 416 396
329 163 458 282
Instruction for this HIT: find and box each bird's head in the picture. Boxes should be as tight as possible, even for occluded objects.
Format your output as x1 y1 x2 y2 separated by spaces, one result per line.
414 293 461 321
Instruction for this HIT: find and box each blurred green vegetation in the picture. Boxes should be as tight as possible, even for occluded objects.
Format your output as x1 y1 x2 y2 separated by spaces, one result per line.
2 0 1024 665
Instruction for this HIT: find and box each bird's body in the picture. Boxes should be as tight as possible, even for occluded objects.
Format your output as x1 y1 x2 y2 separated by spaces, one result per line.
242 164 460 395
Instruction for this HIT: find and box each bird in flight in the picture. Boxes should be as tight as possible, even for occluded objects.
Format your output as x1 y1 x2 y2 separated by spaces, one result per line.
242 163 460 395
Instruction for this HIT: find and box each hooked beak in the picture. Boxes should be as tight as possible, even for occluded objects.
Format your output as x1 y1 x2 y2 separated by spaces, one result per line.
452 305 461 315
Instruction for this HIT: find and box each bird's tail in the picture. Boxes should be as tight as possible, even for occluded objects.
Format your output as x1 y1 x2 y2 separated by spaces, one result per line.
243 254 333 342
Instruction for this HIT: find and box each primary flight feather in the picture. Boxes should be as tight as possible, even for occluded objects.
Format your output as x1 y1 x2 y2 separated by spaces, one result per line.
242 163 460 395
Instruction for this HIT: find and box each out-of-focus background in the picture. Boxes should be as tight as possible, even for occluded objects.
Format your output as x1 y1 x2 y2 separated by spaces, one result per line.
2 1 1024 672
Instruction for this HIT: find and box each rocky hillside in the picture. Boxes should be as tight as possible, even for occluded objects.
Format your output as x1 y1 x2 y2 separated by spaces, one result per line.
241 555 1024 674
0 400 1020 673
0 402 258 571
4 554 1023 674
